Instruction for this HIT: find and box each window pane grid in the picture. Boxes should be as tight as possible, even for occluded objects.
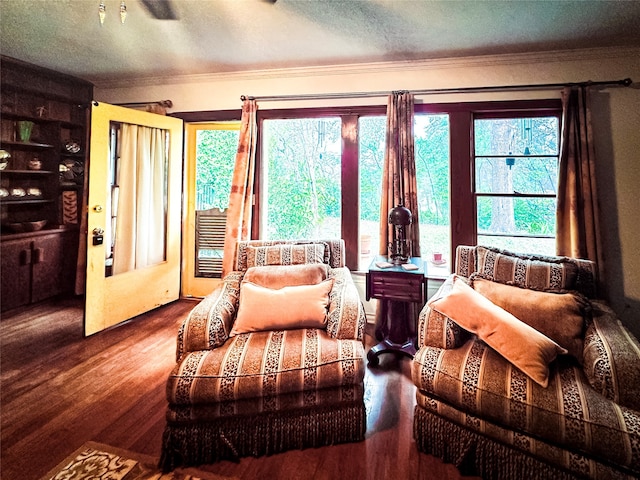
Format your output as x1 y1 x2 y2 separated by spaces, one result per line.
473 114 559 256
248 101 560 268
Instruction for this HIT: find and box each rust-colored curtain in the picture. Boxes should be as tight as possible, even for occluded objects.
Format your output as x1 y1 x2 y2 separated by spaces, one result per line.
376 91 421 338
222 99 258 276
379 91 421 257
556 86 604 285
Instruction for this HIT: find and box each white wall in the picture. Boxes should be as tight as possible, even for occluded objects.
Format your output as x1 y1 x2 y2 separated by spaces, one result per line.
96 46 640 338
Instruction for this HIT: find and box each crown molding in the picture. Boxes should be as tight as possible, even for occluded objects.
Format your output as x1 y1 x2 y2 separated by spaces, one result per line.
94 46 640 90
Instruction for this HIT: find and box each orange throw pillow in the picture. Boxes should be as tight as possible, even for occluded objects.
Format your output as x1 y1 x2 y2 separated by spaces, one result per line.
471 276 588 363
428 275 566 387
230 279 334 336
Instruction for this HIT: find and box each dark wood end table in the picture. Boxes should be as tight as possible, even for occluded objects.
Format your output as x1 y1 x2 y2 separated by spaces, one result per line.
365 255 426 366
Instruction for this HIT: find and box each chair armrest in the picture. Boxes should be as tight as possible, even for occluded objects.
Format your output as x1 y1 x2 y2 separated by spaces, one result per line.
326 267 366 341
583 300 640 411
417 280 469 349
176 271 242 360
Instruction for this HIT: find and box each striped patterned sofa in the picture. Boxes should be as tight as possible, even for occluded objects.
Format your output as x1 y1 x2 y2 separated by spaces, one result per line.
412 245 640 480
161 239 366 470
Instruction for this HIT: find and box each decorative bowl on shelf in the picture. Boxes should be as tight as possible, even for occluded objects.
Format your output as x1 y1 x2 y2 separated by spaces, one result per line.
10 187 26 197
0 149 10 170
0 188 8 198
64 141 81 154
24 220 47 231
27 187 42 197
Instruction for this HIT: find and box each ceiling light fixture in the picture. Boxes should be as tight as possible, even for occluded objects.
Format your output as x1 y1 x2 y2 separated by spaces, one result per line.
98 0 127 25
120 1 127 24
98 1 106 25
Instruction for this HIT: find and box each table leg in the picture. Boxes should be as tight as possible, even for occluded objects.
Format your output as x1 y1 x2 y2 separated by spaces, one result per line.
367 300 417 366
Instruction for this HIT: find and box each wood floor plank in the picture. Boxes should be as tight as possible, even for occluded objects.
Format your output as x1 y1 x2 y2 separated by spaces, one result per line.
1 298 476 480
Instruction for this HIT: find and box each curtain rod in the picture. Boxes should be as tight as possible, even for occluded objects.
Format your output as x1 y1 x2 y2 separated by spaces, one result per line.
240 78 632 102
114 100 173 108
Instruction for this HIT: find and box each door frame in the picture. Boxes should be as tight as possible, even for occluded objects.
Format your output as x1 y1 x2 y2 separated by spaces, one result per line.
181 121 240 298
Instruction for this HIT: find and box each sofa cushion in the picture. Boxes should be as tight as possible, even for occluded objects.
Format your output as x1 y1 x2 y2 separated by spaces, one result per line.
325 267 366 341
167 384 363 422
177 272 242 357
167 328 365 405
476 245 579 292
412 340 640 472
245 243 328 269
415 393 639 479
235 239 345 270
417 276 469 349
231 280 333 336
427 275 566 387
583 300 640 412
242 263 328 289
470 275 589 364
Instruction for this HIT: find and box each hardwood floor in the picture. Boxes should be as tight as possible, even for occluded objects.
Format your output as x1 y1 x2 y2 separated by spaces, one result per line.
0 298 476 480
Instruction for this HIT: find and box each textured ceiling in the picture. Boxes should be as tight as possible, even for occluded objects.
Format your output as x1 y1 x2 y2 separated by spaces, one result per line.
2 0 640 87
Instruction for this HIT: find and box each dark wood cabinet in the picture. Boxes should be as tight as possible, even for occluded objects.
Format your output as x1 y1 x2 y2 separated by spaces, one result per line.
1 230 77 311
1 236 32 311
1 56 93 312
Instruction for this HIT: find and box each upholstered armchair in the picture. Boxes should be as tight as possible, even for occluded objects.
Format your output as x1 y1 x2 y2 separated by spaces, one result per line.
161 239 367 470
411 245 640 480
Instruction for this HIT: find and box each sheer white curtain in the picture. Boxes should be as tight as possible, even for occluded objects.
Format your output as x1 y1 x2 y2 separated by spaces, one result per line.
112 123 167 275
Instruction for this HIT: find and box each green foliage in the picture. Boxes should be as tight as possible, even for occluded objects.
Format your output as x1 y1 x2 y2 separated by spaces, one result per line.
195 129 239 210
359 116 385 222
263 118 341 239
415 114 450 226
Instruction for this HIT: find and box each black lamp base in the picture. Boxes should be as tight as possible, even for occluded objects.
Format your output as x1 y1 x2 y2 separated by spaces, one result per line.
389 254 410 265
388 240 411 264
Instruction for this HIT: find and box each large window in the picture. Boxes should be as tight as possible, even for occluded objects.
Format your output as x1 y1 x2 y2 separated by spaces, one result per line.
250 99 561 271
260 118 342 239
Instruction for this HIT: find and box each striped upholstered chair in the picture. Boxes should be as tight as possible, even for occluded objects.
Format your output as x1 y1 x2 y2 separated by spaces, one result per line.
161 239 366 469
412 245 640 480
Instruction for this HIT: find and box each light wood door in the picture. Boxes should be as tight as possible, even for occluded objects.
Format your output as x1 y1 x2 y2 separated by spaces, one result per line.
84 102 183 336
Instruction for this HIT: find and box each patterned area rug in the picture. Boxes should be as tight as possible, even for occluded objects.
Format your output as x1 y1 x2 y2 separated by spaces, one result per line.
40 441 234 480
